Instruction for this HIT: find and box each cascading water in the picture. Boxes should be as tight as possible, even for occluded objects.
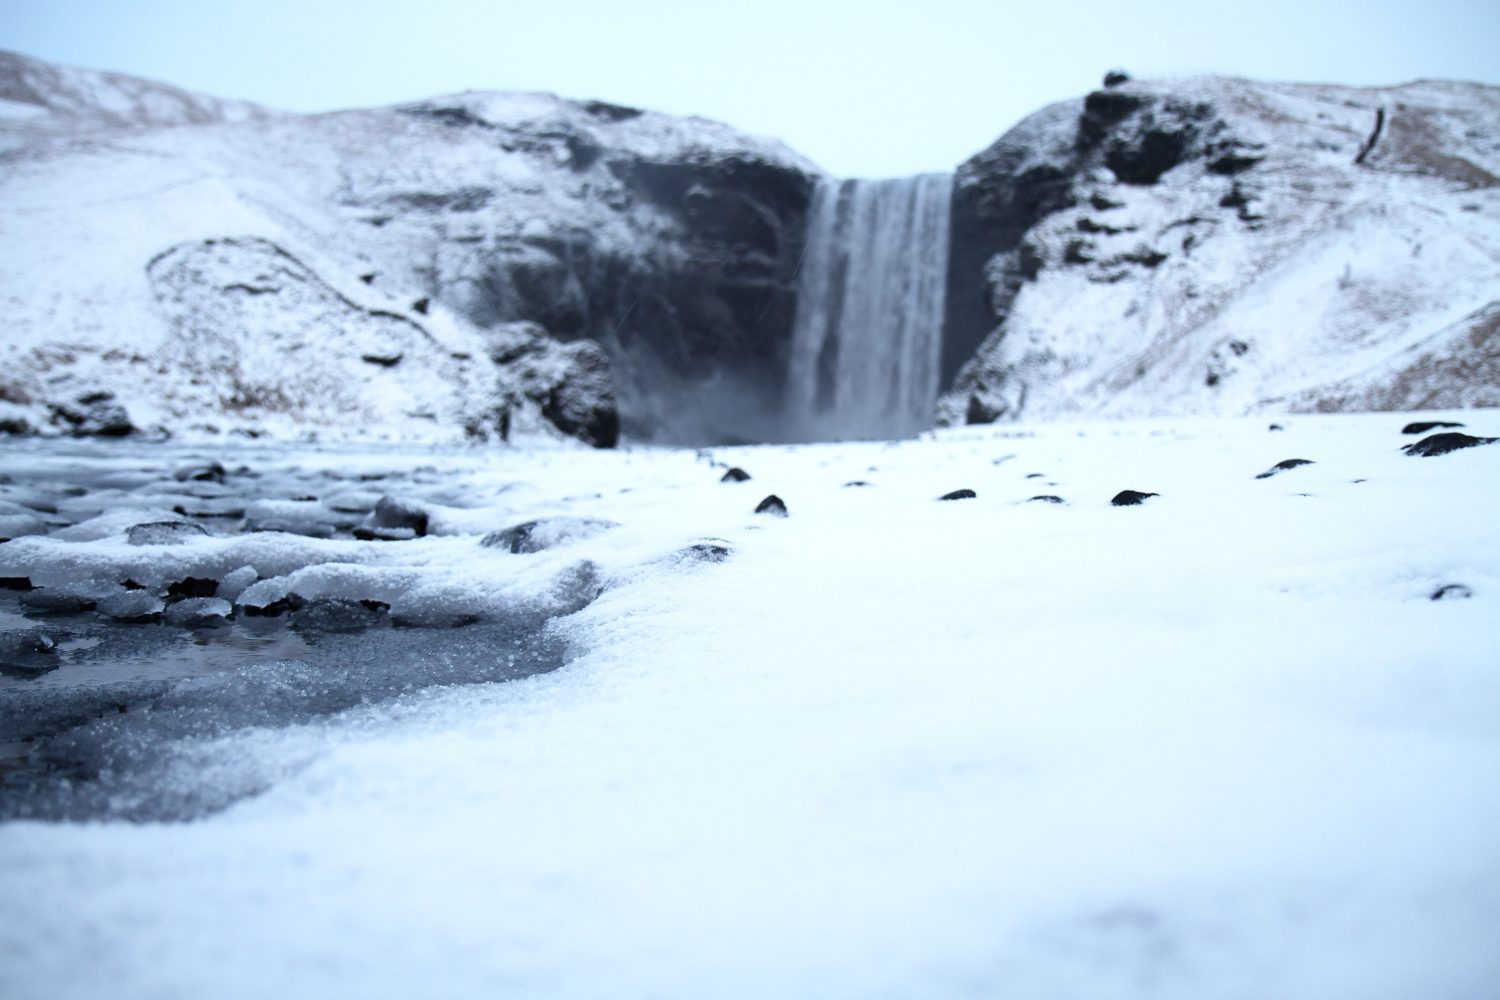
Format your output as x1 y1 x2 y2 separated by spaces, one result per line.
785 173 953 441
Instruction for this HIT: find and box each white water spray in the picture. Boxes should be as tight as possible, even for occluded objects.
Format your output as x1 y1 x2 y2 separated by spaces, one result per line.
785 174 953 441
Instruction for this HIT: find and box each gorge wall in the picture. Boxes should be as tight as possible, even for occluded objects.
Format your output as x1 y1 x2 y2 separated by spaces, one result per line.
3 49 1497 446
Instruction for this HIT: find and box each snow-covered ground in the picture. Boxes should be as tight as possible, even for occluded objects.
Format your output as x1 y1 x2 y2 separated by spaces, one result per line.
1 411 1497 998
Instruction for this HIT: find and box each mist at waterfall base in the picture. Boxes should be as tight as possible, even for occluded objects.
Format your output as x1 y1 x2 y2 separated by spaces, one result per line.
782 174 954 443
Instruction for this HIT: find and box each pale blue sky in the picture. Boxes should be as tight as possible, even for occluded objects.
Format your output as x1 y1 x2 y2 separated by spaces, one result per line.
3 0 1498 177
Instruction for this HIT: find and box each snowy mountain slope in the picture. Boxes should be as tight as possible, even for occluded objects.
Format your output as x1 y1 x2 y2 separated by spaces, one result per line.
939 76 1500 425
0 49 273 139
0 51 819 443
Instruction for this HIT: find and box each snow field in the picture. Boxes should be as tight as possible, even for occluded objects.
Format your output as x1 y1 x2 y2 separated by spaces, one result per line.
1 412 1498 998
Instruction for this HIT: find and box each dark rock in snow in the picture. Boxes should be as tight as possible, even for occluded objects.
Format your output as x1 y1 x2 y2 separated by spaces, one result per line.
239 594 306 617
1110 490 1159 506
172 462 226 483
0 630 56 663
938 489 977 501
49 391 134 437
1103 70 1132 88
1255 458 1314 479
371 496 429 537
1402 420 1465 435
0 576 35 591
166 577 219 600
720 467 752 483
1027 495 1066 504
754 495 788 517
1430 583 1474 601
291 599 387 634
361 352 403 367
127 520 210 545
1268 423 1285 432
1402 432 1498 457
843 480 872 488
678 539 732 563
480 516 618 554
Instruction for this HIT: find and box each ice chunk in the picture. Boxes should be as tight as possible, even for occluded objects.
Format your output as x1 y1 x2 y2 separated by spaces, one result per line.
128 520 211 546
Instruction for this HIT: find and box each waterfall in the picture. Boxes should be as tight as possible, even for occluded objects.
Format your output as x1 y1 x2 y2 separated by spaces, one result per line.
785 173 953 441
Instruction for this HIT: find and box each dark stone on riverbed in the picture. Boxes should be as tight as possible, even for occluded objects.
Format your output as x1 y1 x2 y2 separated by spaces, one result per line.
167 577 219 600
1402 432 1498 457
1255 458 1314 479
1 628 59 678
480 516 617 554
127 520 210 545
1111 490 1159 506
755 495 788 517
720 467 751 483
172 462 226 483
1027 495 1066 504
1402 421 1464 435
371 496 429 536
939 489 977 501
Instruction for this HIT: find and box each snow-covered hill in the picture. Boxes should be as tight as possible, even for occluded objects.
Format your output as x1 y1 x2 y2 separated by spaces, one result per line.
940 75 1500 424
2 52 1497 445
0 50 817 444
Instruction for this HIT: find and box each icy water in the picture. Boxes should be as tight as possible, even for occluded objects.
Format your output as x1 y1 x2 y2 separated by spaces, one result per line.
0 439 577 821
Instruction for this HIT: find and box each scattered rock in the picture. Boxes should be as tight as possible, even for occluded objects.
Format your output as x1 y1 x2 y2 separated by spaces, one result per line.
480 516 617 554
1026 495 1066 504
166 577 219 600
1110 490 1159 506
49 391 134 437
0 631 56 661
720 467 751 483
1402 432 1498 457
291 598 387 634
678 539 732 563
371 496 429 536
127 520 210 545
164 598 233 627
239 594 307 618
361 352 403 367
1255 458 1314 479
353 525 418 542
1431 583 1473 601
172 462 226 483
754 495 788 517
1104 69 1131 88
412 297 430 315
1402 420 1464 435
0 577 34 591
1268 423 1285 432
843 480 872 488
938 489 977 501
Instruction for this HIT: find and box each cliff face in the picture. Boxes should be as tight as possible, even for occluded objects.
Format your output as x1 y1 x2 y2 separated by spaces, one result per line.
939 75 1500 424
0 50 818 445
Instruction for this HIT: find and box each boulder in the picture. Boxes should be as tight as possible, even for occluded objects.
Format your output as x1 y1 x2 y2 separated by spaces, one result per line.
754 495 788 517
1402 432 1497 457
1110 490 1158 506
1255 458 1314 479
479 516 617 554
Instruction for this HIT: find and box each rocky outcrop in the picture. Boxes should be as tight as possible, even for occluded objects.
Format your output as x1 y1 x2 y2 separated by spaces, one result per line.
1 54 818 445
939 76 1500 425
